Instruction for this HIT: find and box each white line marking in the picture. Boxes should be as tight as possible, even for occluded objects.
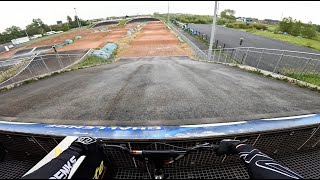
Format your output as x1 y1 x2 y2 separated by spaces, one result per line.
261 114 316 121
180 121 246 128
0 121 37 125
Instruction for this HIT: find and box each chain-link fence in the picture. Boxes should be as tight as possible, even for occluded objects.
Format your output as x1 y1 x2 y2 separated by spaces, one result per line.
168 23 207 60
176 22 235 49
204 47 320 76
168 22 320 79
0 49 91 89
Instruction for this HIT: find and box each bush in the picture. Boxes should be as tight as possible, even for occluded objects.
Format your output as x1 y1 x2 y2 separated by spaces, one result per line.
278 17 317 39
251 23 267 30
279 17 294 33
226 21 250 29
217 18 235 25
301 23 317 39
171 14 213 24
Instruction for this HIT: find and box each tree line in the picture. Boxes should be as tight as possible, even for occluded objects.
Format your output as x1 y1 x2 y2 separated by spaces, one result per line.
156 10 320 40
279 17 317 39
0 16 90 44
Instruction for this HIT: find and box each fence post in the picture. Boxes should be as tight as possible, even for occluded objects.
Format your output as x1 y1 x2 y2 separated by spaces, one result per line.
242 48 249 65
27 65 33 77
273 52 285 73
256 50 265 69
298 58 311 78
212 50 216 61
224 50 228 63
217 49 222 62
40 56 50 72
230 49 234 60
68 54 72 65
56 53 64 68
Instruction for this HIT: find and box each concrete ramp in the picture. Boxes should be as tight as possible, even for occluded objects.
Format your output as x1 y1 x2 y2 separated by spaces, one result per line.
0 56 319 126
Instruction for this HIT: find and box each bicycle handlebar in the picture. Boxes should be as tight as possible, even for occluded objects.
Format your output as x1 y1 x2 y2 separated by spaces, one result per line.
102 142 219 156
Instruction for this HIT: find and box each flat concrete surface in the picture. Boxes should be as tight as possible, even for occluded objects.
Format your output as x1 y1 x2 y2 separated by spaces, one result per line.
187 24 320 53
0 56 319 126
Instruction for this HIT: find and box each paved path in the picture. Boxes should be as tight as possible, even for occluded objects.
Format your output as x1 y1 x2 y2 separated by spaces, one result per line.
175 26 208 50
0 56 319 126
188 24 320 53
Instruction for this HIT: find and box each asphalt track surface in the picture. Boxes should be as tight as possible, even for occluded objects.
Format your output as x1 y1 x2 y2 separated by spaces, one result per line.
0 56 319 126
184 24 320 74
187 24 320 53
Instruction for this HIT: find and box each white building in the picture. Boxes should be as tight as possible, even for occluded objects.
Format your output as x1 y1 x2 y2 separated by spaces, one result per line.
11 37 30 45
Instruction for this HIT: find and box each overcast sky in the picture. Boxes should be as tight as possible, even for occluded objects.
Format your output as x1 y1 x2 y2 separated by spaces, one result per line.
0 1 319 33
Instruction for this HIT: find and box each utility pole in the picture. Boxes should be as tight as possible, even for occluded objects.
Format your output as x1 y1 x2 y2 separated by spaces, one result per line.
208 1 218 60
167 1 170 23
74 7 81 28
49 25 52 32
25 30 29 39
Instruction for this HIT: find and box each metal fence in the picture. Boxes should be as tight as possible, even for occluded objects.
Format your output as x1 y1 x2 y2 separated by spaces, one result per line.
168 23 207 60
174 22 235 49
204 47 320 76
168 23 320 78
0 49 91 89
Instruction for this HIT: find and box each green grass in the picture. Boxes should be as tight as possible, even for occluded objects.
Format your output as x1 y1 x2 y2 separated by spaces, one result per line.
266 24 278 32
0 63 26 83
71 56 112 69
282 71 320 86
118 18 132 27
242 29 320 51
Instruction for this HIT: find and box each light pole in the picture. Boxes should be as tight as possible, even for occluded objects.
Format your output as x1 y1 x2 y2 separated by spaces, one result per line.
208 1 218 60
74 7 81 28
167 1 170 23
25 30 29 39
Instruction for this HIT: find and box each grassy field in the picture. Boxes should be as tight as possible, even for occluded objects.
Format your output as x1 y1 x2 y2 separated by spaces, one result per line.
243 28 320 51
118 18 132 26
71 56 112 69
283 72 320 86
0 62 27 83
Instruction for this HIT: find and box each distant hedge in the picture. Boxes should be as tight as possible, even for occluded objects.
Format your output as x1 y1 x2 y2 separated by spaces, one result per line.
226 21 267 30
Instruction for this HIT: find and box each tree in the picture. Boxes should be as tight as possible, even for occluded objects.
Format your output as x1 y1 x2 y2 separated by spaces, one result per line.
67 16 73 24
25 18 50 36
220 9 236 20
291 20 302 36
279 17 294 33
313 24 320 32
301 22 317 39
5 26 24 39
0 33 5 44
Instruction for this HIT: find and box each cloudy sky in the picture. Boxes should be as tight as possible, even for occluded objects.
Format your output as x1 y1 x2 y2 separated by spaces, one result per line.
0 1 319 32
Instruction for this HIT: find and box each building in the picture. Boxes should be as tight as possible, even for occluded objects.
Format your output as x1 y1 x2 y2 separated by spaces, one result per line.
262 19 280 25
236 17 253 23
57 21 62 25
11 37 30 45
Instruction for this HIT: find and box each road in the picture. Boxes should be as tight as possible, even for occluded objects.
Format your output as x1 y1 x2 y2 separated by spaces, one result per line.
188 24 320 53
184 24 320 73
0 56 319 126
